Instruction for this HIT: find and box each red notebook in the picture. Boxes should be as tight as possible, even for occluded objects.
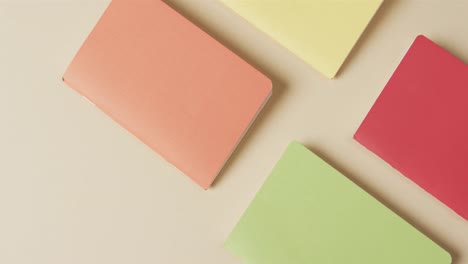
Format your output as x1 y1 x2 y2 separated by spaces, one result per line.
63 0 272 189
354 35 468 220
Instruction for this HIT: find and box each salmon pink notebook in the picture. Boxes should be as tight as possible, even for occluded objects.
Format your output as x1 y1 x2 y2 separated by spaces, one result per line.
355 35 468 220
63 0 272 189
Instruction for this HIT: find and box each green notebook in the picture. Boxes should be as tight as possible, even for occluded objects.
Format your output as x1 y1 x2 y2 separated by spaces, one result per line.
225 142 451 264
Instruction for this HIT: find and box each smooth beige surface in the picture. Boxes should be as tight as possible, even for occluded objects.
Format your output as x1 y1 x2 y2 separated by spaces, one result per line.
0 0 467 263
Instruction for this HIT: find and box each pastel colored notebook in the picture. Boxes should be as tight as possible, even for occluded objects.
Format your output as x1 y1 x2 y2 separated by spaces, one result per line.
225 142 451 264
221 0 383 78
354 35 468 220
63 0 272 189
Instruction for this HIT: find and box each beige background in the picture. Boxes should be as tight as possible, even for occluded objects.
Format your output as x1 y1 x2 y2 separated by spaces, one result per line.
1 0 468 263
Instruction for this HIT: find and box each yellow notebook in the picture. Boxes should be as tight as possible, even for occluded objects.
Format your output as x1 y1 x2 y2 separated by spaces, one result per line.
222 0 383 78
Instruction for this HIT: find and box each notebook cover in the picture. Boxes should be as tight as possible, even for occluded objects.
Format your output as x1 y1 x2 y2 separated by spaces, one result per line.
225 142 451 264
63 0 272 189
354 35 468 220
221 0 383 78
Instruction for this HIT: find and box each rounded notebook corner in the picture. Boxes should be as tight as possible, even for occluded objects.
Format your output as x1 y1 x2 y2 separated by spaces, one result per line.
444 251 453 264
